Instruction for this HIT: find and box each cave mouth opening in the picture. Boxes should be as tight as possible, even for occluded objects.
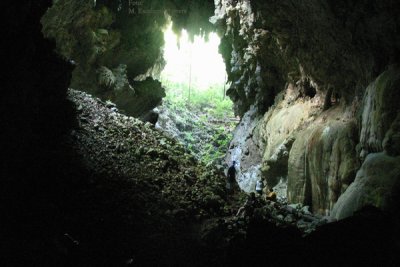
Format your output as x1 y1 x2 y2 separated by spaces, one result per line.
160 22 231 110
157 23 236 164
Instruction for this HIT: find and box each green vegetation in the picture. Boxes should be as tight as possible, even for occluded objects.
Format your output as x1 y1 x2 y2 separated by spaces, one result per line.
157 24 236 164
161 78 234 120
158 77 236 165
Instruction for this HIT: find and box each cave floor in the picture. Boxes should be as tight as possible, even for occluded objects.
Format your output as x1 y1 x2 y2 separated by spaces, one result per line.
3 89 399 266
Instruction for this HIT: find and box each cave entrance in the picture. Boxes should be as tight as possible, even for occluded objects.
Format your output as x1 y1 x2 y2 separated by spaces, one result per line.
156 23 236 165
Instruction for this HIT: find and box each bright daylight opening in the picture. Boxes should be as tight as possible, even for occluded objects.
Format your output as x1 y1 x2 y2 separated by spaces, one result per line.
157 23 236 164
161 23 227 96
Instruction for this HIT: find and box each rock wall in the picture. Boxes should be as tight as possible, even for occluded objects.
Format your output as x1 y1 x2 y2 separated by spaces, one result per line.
359 66 400 158
288 110 359 214
332 67 400 219
41 0 215 119
225 106 263 191
27 0 400 219
331 152 400 220
217 0 400 216
213 0 400 118
41 0 166 118
259 84 322 188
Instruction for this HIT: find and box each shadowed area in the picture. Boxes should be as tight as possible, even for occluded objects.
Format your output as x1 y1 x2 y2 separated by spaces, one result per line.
2 0 400 266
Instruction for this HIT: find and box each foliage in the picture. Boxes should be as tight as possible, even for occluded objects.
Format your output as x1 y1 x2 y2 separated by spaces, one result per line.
159 77 236 164
161 77 234 120
200 125 233 164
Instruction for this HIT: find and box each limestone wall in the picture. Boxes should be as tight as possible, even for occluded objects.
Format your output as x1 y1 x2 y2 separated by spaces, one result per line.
219 0 400 216
331 67 400 219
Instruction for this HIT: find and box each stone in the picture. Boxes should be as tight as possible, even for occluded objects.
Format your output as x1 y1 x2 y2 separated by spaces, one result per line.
42 1 169 118
224 106 263 192
331 152 400 220
360 66 400 157
284 214 295 223
302 214 317 223
259 92 316 187
288 203 302 210
383 113 400 156
288 115 359 214
106 100 116 109
296 220 309 230
301 206 312 215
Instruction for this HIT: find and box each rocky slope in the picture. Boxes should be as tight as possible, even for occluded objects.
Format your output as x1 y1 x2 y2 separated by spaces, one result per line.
29 88 334 265
155 99 236 165
62 89 230 265
5 83 398 265
58 89 400 266
3 1 400 265
68 89 228 220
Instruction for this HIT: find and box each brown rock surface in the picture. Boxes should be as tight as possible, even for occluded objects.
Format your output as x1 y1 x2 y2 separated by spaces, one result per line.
287 106 359 213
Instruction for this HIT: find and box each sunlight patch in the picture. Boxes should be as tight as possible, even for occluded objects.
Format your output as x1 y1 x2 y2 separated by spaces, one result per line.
161 23 227 95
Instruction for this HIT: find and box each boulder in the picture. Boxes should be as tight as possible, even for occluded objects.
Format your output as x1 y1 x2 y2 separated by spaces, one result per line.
331 152 400 220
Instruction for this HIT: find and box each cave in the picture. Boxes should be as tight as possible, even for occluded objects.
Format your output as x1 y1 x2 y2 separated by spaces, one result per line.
2 0 400 266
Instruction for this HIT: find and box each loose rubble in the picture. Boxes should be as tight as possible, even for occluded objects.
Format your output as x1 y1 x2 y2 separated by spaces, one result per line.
67 89 229 221
200 196 333 248
65 89 334 264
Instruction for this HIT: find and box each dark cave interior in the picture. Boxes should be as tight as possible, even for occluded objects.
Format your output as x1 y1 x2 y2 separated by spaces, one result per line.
2 0 400 266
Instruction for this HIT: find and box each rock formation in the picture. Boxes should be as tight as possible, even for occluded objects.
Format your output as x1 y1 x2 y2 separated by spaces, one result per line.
41 0 215 120
6 0 399 229
215 0 400 217
3 0 400 265
332 67 400 219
